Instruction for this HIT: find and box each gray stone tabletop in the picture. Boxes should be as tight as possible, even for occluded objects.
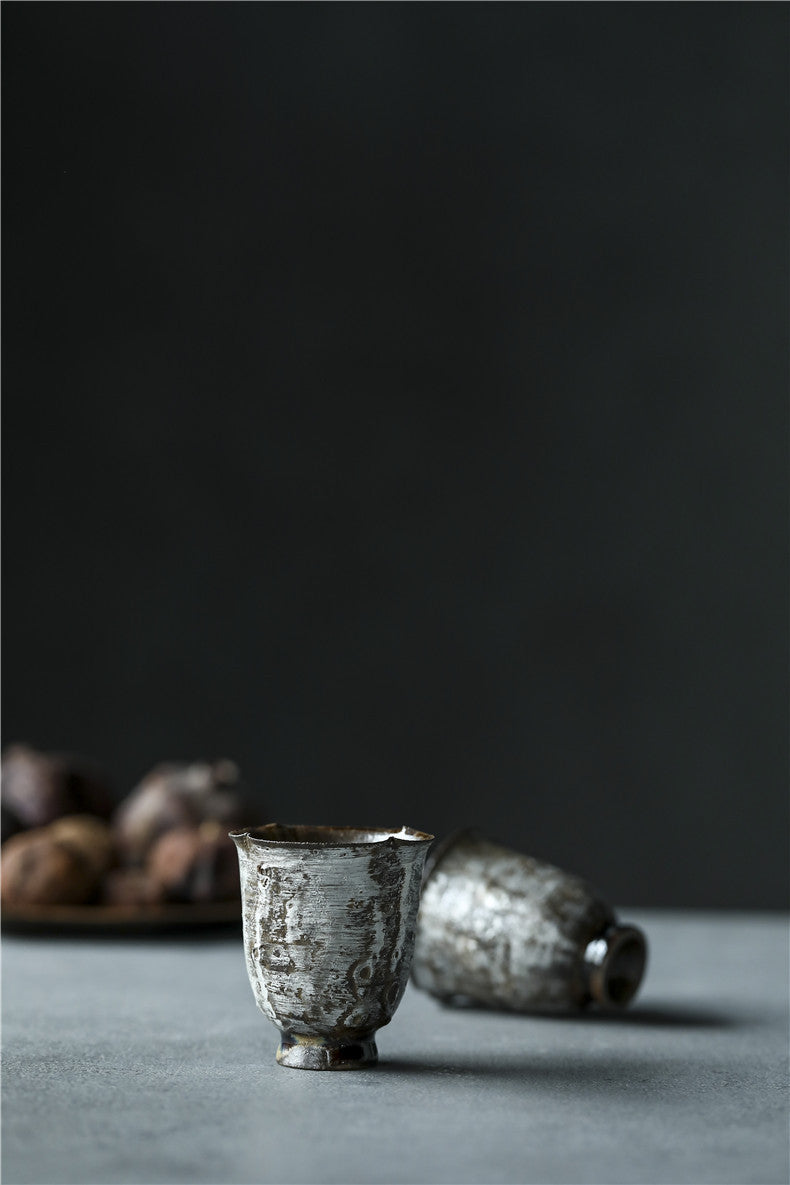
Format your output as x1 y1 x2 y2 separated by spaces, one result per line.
2 911 788 1185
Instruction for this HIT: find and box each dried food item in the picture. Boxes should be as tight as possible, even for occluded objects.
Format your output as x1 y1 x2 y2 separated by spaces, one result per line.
102 867 166 908
1 827 100 906
1 744 113 831
2 750 249 916
114 759 247 865
48 815 116 880
147 821 240 903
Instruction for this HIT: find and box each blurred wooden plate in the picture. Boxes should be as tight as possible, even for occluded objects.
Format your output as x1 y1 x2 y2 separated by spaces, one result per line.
2 899 241 935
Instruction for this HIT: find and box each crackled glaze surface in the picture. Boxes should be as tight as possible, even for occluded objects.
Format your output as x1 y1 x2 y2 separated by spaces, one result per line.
412 831 617 1011
233 826 432 1059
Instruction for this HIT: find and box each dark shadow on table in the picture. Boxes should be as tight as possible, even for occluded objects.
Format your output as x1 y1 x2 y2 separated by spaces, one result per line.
379 1052 699 1092
432 999 732 1028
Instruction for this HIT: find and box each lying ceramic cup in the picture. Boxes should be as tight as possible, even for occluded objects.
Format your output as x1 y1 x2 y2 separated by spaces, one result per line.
230 824 434 1069
412 830 647 1012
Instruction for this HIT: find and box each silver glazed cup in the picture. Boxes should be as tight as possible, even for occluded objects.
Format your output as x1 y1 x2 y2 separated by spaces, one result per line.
412 830 647 1012
230 824 434 1069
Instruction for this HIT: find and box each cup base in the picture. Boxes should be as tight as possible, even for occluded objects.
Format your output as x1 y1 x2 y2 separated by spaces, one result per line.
276 1033 378 1070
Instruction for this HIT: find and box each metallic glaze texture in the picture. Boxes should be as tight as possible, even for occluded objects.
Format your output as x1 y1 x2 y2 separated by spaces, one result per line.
412 831 647 1012
231 824 433 1069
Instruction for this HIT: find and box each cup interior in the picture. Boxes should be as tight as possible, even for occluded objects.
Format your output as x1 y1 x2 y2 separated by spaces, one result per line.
233 823 434 846
602 929 648 1006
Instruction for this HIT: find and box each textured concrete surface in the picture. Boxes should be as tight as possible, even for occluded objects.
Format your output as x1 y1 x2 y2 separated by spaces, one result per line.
2 911 788 1184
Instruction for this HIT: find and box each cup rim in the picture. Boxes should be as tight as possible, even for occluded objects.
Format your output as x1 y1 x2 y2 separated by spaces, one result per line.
229 823 435 848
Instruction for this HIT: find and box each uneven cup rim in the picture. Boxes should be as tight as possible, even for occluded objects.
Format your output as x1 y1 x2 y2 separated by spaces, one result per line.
229 823 435 848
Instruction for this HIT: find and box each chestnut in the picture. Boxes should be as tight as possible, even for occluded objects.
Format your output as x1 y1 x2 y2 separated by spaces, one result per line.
1 827 100 906
102 868 166 908
1 744 113 831
146 821 240 903
114 760 248 865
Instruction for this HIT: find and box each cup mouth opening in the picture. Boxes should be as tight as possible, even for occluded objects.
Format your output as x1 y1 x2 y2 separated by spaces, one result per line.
586 924 648 1008
602 930 647 1006
229 823 434 848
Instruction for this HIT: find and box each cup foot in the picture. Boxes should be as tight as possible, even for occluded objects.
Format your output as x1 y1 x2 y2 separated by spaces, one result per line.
276 1033 378 1070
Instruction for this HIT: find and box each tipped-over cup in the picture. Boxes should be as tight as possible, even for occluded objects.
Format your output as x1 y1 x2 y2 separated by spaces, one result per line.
412 830 647 1012
231 824 434 1069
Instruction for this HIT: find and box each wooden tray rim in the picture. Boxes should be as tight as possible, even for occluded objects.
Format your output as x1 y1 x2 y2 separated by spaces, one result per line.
2 899 241 932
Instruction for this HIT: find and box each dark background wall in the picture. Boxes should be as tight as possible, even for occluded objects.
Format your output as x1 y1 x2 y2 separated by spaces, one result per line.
3 3 787 908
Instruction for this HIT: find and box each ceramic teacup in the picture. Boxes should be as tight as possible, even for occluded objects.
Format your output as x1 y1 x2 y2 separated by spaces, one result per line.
412 830 647 1012
230 823 434 1069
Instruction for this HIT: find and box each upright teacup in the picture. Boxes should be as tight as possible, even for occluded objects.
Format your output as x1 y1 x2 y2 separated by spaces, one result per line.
231 824 434 1069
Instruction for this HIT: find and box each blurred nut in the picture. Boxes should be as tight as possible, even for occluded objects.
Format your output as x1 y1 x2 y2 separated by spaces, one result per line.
1 744 113 830
102 868 166 908
1 828 100 906
114 760 248 865
48 815 116 880
147 821 240 903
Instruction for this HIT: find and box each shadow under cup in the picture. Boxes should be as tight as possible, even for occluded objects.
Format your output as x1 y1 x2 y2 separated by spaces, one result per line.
230 824 434 1070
